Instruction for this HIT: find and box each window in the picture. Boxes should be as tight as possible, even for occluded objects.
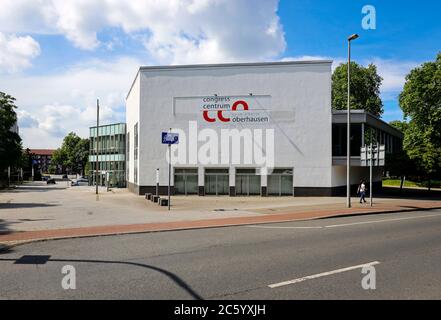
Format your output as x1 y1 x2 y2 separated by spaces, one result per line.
134 123 138 184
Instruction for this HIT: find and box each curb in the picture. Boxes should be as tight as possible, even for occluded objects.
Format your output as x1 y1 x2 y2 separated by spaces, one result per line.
1 205 441 252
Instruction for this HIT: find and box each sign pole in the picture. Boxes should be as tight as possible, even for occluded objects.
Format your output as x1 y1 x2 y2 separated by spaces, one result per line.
168 128 171 211
156 168 159 197
370 142 373 207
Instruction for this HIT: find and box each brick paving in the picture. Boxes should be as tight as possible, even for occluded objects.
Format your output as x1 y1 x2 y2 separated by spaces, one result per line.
1 199 440 246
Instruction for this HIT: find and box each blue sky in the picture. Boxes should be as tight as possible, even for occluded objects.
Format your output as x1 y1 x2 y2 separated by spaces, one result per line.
0 0 439 148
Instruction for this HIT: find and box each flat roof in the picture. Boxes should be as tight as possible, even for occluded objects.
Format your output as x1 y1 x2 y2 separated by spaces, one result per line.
89 122 126 130
332 110 404 138
127 59 333 99
139 60 333 72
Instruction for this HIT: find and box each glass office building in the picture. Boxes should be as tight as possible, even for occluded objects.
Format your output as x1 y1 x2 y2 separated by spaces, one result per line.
89 123 126 188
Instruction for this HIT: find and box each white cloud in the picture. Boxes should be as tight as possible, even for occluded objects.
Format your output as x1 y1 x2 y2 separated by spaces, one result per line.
1 56 141 148
368 58 420 98
0 0 286 63
0 0 287 147
0 32 41 73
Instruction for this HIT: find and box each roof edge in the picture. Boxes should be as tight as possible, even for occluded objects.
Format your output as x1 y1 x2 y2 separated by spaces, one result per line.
139 60 333 72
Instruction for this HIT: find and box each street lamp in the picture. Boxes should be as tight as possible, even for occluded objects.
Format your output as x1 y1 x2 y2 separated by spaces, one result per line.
347 33 359 208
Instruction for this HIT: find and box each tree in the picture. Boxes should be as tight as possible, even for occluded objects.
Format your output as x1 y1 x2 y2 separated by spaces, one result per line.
0 92 23 175
384 120 418 192
399 53 441 190
332 62 384 117
52 132 90 175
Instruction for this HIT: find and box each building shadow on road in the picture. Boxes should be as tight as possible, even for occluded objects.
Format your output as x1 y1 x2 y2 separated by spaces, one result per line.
0 255 204 300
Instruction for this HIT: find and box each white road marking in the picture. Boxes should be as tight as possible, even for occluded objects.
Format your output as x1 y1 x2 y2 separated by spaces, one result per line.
324 213 441 228
245 225 323 229
268 261 380 289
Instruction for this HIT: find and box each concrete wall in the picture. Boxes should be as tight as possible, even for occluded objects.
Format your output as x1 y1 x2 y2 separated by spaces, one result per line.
127 61 333 191
126 71 140 185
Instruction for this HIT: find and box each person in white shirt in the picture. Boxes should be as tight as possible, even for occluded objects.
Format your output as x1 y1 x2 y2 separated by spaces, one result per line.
357 180 367 204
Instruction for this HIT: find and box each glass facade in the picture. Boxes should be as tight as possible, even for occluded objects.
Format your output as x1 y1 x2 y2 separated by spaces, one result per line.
332 123 403 157
89 123 126 188
235 169 261 196
267 168 293 196
205 168 229 195
174 168 198 195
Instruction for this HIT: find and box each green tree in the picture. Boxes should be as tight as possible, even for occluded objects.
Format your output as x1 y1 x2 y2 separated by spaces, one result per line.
0 92 23 175
52 132 89 175
389 120 409 133
399 53 441 190
332 62 384 117
384 121 416 192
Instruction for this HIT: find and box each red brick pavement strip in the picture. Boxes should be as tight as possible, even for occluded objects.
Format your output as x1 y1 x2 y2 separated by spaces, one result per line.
1 201 441 246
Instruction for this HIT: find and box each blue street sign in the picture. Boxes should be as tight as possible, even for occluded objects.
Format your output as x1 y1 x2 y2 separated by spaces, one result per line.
162 132 179 145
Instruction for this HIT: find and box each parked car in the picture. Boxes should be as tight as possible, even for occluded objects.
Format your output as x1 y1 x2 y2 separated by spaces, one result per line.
47 178 56 184
71 177 89 186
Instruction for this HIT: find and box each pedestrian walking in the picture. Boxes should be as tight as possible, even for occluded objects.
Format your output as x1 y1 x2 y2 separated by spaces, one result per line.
357 180 367 204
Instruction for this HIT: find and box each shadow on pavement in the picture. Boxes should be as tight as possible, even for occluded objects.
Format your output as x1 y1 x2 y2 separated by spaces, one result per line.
0 219 17 236
1 186 68 193
0 255 203 300
0 203 59 209
377 187 441 201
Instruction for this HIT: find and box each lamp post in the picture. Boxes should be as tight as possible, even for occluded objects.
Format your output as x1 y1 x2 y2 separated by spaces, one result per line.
347 33 359 208
96 99 99 195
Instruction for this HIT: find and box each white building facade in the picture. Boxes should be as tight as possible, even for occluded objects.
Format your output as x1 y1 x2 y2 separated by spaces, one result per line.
125 61 401 196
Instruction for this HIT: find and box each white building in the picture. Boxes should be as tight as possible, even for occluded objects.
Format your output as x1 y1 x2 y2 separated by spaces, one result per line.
125 61 402 196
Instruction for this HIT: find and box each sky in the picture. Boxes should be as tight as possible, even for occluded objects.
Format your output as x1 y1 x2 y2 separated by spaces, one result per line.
0 0 440 148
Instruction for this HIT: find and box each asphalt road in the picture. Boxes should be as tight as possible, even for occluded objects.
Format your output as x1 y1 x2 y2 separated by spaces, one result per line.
1 209 441 299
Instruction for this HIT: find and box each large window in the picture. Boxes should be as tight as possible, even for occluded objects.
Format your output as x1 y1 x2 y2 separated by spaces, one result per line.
174 168 198 195
267 168 293 196
205 168 229 195
235 169 261 196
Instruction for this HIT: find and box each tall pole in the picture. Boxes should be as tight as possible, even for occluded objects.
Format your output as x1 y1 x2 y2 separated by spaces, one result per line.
156 168 159 197
96 99 99 195
370 142 373 207
346 39 352 208
168 128 171 211
346 34 359 208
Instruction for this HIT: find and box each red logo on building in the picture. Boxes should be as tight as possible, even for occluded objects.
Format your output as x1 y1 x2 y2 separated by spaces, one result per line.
203 100 249 123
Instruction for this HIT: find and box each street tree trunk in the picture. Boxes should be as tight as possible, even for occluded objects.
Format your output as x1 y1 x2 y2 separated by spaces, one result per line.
400 175 405 193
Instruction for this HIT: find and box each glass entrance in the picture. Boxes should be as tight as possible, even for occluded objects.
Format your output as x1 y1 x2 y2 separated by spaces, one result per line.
236 169 261 196
174 168 198 195
267 168 293 196
205 169 229 195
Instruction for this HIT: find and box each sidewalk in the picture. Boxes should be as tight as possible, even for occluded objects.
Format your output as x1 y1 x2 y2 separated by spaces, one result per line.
1 197 440 247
